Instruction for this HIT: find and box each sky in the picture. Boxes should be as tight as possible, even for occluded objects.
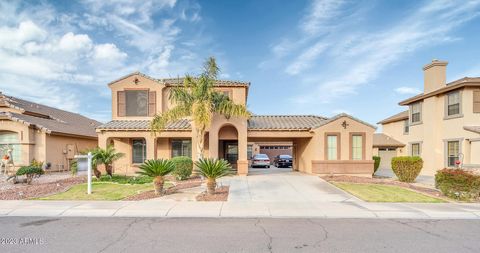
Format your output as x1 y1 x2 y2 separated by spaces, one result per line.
1 0 480 126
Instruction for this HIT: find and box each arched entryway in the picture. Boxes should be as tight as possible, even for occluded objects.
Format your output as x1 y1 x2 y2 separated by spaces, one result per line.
218 124 239 170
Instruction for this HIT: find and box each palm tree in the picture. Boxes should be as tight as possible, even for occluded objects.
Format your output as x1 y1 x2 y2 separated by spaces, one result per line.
92 145 124 177
195 158 233 195
151 57 251 163
137 159 175 195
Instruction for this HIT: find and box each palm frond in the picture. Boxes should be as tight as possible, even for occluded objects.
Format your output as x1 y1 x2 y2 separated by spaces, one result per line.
195 158 233 179
150 105 191 132
137 159 175 177
216 98 251 119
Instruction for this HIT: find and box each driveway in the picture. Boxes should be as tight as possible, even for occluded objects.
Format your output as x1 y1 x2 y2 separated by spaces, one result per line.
221 166 357 202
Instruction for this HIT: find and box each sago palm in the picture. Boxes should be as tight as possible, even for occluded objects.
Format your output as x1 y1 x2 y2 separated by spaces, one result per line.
195 158 233 195
150 57 251 162
92 145 124 177
137 159 175 195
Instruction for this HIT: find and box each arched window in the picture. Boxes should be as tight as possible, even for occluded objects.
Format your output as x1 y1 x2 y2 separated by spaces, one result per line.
0 131 21 164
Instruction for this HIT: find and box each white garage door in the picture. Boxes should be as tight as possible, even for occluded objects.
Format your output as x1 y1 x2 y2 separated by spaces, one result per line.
378 149 397 170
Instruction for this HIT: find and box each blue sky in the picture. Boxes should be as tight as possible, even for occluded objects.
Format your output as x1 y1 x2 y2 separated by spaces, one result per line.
1 0 480 126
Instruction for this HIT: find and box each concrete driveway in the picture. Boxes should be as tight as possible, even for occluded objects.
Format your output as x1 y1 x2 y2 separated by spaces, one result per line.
221 166 357 203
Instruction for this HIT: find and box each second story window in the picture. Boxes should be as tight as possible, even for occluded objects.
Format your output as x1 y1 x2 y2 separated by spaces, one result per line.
411 103 422 124
446 91 461 116
126 90 148 116
473 89 480 113
403 119 409 134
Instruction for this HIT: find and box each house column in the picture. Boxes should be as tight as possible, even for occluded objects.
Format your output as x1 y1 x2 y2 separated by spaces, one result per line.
146 136 156 160
236 124 248 176
98 132 108 149
208 130 219 159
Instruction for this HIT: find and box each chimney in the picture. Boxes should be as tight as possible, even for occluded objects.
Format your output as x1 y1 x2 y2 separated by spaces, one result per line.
423 59 448 93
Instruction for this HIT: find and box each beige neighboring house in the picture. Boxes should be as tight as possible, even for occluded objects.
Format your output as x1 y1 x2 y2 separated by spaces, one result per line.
377 60 480 177
0 92 101 170
96 72 377 176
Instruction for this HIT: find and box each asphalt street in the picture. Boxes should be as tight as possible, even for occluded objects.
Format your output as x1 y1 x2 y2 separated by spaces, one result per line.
1 217 480 253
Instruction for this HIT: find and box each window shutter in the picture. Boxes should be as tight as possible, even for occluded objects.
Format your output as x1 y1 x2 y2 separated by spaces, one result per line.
148 91 156 116
474 89 480 113
117 91 126 117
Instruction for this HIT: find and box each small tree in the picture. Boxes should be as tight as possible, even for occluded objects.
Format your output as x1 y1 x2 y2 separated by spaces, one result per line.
195 158 233 195
92 145 124 177
137 159 175 195
391 156 423 183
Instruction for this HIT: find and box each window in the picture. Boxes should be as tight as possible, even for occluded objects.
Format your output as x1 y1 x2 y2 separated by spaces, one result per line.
351 135 363 160
247 145 253 159
447 141 460 167
411 143 421 156
171 139 192 158
132 139 146 164
327 135 338 160
446 91 461 116
126 90 148 116
473 89 480 113
411 103 422 123
0 131 21 164
403 120 409 134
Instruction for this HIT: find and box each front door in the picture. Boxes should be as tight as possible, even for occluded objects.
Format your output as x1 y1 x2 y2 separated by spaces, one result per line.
224 141 238 169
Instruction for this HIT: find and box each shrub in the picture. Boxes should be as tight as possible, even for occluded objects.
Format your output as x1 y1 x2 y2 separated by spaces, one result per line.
30 159 43 168
435 169 480 200
171 156 193 180
391 156 423 183
16 166 44 184
70 160 78 176
195 158 233 195
372 156 381 175
137 159 175 195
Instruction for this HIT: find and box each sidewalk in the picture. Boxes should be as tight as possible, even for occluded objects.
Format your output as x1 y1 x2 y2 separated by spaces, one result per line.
1 200 480 219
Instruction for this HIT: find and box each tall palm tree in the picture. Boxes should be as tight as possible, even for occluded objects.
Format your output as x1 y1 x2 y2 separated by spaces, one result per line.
92 145 124 177
151 57 251 162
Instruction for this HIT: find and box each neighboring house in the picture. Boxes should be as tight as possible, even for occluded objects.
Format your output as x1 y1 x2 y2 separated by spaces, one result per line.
96 72 376 176
377 60 480 176
0 92 101 170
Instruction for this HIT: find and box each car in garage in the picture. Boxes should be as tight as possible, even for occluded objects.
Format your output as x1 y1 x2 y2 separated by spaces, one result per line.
273 155 292 168
251 154 271 168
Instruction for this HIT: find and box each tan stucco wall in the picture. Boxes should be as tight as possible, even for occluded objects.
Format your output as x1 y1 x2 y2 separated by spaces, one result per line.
382 87 480 176
0 120 34 166
44 134 97 170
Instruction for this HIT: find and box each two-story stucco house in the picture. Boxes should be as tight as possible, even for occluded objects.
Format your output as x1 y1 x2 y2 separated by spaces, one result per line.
377 60 480 177
96 72 377 176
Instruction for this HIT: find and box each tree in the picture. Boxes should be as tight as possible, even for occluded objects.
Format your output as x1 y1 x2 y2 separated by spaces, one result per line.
195 158 232 194
137 159 175 195
92 145 124 177
151 57 251 162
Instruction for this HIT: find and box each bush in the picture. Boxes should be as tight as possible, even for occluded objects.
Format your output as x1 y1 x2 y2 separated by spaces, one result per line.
435 169 480 200
16 166 44 184
171 156 193 180
391 156 423 183
372 156 381 175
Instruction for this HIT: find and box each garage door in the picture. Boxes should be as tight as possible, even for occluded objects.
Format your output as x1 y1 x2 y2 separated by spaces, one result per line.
378 149 397 170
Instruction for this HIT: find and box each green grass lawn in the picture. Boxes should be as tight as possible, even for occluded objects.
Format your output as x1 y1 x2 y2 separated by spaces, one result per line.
332 182 445 203
38 182 167 201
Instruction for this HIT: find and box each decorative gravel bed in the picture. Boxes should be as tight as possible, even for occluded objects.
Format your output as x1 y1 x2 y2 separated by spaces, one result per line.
196 186 229 201
322 175 445 199
125 178 203 201
0 176 86 200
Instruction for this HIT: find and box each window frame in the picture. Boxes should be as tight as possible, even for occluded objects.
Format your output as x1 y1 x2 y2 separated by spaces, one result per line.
324 132 340 160
124 89 149 117
444 138 463 168
410 102 422 125
410 142 421 156
171 139 192 158
403 119 409 135
349 133 365 160
131 139 146 164
444 90 463 119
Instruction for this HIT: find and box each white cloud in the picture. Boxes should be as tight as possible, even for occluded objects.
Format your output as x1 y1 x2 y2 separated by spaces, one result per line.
93 43 127 62
58 32 92 52
395 86 421 95
0 20 47 52
285 42 328 75
300 0 346 35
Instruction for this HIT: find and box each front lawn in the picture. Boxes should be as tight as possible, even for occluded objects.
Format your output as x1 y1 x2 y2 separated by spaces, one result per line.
38 182 169 201
332 182 445 203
